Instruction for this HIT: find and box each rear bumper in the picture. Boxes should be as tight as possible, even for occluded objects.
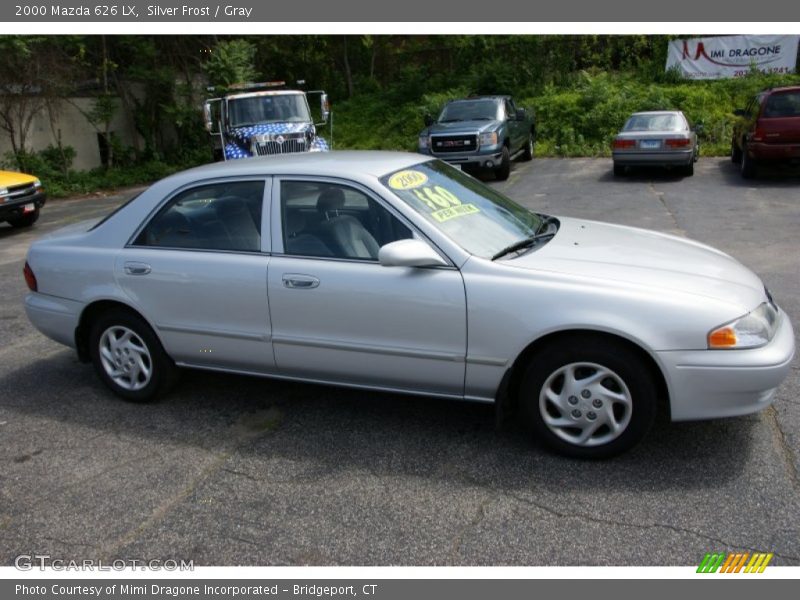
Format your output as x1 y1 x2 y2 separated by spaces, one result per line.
613 150 694 166
24 292 83 350
657 310 795 421
0 191 46 220
748 141 800 163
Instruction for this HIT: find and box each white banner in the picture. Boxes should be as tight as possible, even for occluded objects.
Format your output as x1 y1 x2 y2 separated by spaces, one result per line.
666 35 799 80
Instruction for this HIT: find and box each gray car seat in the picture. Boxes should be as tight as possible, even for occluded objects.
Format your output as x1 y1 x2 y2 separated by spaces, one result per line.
315 188 380 260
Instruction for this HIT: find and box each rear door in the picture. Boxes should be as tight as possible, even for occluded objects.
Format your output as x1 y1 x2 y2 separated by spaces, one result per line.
759 90 800 144
116 178 275 373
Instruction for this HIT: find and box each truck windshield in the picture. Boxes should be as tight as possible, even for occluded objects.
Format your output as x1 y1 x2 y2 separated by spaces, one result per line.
380 160 543 258
228 94 311 127
438 100 499 122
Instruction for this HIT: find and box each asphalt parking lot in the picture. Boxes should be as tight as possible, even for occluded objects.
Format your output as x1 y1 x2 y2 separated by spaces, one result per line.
1 157 798 566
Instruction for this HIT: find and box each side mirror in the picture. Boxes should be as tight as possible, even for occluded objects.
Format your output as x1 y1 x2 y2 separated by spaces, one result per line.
694 123 705 134
424 113 434 127
733 108 747 117
320 93 330 123
203 99 221 134
378 239 448 268
515 108 526 120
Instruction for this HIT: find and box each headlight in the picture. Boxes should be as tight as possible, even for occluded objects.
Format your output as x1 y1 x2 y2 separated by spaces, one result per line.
708 302 779 349
0 187 8 197
33 179 42 188
479 131 498 146
418 135 430 150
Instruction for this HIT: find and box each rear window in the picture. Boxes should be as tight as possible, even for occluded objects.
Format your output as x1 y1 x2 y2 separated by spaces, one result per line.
623 113 686 132
763 92 800 118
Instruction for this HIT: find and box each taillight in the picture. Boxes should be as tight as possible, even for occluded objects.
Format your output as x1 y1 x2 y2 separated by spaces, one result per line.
665 138 691 148
613 139 635 149
752 127 765 142
23 261 37 292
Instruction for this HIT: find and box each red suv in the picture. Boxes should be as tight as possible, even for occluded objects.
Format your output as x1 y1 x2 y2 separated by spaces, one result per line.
731 86 800 178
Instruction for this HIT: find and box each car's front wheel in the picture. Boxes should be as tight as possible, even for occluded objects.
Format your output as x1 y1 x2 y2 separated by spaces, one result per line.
89 308 178 402
495 146 511 181
521 336 658 458
7 208 39 228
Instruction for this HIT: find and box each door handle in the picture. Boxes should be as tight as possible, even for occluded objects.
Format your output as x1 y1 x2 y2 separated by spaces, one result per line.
124 262 151 275
282 274 320 289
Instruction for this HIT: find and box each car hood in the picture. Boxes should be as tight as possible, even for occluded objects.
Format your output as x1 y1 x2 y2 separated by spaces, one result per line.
426 120 499 135
505 216 765 311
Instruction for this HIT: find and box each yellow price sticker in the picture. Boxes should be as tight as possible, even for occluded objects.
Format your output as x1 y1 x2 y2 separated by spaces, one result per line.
387 170 428 190
431 203 480 223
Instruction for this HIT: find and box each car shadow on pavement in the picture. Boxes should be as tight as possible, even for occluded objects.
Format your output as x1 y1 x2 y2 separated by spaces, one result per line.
596 165 690 183
1 352 757 497
717 159 800 188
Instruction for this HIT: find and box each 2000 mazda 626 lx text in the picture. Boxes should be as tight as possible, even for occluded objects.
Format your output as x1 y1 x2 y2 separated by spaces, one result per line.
23 151 795 457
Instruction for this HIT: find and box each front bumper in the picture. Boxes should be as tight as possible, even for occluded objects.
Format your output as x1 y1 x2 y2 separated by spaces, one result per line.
24 292 83 350
613 149 694 167
0 191 46 221
420 146 505 169
658 309 795 421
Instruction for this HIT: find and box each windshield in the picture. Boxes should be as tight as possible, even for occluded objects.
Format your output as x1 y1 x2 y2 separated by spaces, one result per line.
227 94 311 127
380 160 543 258
438 100 499 123
623 113 685 132
763 91 800 118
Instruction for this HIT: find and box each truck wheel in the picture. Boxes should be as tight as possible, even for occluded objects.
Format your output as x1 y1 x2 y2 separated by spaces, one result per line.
7 208 39 228
521 134 534 161
495 147 511 181
740 143 756 179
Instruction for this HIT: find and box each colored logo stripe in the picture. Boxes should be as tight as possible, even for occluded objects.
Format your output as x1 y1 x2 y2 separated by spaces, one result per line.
697 552 773 573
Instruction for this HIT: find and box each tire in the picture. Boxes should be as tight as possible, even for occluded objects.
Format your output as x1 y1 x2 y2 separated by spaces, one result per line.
683 160 694 176
7 208 39 228
730 139 742 164
613 163 625 177
495 146 511 181
520 336 658 459
89 308 178 402
740 143 756 179
521 134 534 161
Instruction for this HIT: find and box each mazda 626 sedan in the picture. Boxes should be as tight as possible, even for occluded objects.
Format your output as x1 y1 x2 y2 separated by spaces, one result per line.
24 151 794 458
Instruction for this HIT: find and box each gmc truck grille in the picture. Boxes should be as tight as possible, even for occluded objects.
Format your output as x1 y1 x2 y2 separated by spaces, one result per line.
5 182 37 199
254 139 307 155
431 135 478 153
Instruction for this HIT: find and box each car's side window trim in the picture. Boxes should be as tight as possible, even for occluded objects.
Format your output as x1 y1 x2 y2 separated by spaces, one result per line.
271 175 456 268
125 176 272 255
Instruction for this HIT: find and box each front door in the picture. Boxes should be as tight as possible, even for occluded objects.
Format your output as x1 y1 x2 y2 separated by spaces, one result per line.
267 178 467 396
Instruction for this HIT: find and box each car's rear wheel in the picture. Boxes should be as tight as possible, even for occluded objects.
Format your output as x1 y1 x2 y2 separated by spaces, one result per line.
730 138 742 164
7 208 39 228
520 337 658 458
495 146 511 181
683 160 694 176
89 308 178 402
740 143 756 179
521 134 534 161
613 163 625 177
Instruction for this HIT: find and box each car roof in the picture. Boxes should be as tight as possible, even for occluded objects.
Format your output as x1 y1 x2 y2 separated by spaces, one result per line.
449 96 507 102
174 151 433 180
765 85 800 93
629 110 684 116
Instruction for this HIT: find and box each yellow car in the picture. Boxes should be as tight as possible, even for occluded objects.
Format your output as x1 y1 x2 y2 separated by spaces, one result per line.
0 170 46 228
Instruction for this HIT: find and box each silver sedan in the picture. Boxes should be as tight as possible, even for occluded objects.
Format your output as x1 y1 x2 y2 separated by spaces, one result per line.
612 110 700 176
23 152 794 458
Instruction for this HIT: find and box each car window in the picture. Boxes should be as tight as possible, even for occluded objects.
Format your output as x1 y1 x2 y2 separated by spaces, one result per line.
763 91 800 118
504 99 515 120
280 180 413 261
623 114 686 132
135 180 264 252
381 160 543 258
